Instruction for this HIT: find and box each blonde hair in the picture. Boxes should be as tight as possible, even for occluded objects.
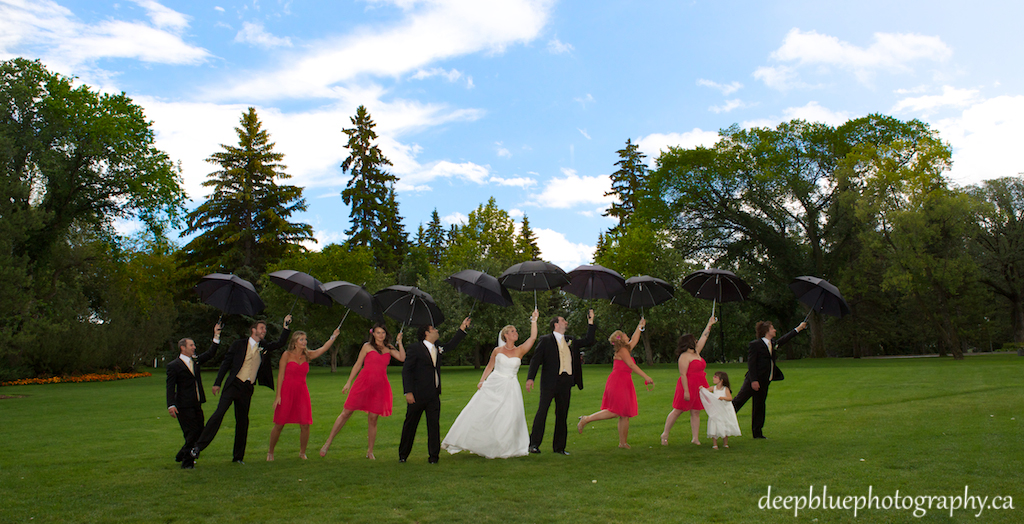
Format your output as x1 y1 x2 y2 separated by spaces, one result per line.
608 330 629 349
286 331 307 354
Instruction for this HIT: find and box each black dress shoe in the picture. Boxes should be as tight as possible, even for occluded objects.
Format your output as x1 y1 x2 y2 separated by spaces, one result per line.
555 450 570 455
428 458 438 464
233 459 246 464
753 435 768 439
399 458 407 463
528 446 541 454
180 461 194 469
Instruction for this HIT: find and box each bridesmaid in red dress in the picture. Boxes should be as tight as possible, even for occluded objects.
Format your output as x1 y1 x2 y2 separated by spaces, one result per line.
267 328 340 461
576 318 654 449
319 324 405 460
661 316 717 446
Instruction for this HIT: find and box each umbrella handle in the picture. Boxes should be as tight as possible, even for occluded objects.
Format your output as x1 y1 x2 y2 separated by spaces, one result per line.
468 300 477 317
336 309 351 331
711 299 716 318
288 295 299 316
534 290 538 310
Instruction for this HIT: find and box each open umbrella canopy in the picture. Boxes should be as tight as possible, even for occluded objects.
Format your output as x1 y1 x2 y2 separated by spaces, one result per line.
374 285 445 327
498 260 569 291
268 270 333 307
681 268 752 303
322 281 382 322
562 264 627 300
194 273 265 316
611 275 675 309
790 276 851 318
445 269 513 307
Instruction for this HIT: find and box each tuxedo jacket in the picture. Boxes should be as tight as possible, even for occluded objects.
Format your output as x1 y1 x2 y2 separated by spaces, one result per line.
213 328 291 391
745 329 800 384
527 324 596 393
402 329 467 403
166 341 219 409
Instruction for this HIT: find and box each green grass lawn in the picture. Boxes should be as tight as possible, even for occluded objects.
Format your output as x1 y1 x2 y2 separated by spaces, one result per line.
0 354 1021 523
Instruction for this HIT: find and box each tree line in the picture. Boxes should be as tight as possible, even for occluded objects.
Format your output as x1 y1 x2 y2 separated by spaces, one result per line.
2 58 1021 379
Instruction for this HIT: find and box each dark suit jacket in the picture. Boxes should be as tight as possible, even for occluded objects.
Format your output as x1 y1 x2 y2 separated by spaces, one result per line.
213 328 291 391
746 329 800 384
402 328 467 402
527 324 596 392
166 341 219 409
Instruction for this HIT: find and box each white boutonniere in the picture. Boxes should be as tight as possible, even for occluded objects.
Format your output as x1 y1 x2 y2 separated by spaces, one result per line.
437 346 444 354
567 340 573 347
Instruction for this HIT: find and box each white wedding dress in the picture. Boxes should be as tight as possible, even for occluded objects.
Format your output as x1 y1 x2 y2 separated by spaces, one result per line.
442 353 529 458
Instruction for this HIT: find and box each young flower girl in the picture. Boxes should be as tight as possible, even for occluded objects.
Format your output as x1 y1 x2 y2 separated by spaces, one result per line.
698 371 742 449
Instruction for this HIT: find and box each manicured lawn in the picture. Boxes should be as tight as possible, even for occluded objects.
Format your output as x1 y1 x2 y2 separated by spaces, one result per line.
0 354 1020 523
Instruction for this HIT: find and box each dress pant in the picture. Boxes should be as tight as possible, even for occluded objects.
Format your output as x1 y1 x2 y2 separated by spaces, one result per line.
530 373 573 452
732 377 770 438
399 396 441 462
194 377 254 461
174 406 205 462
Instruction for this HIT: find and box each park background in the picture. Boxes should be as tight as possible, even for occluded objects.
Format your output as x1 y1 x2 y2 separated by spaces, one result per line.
1 2 1022 521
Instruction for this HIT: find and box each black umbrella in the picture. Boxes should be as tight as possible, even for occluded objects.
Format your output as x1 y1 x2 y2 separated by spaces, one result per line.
374 285 445 328
269 270 333 314
790 276 851 321
610 275 675 317
680 268 751 316
562 264 627 301
499 260 569 308
322 281 383 329
194 273 265 318
445 269 513 315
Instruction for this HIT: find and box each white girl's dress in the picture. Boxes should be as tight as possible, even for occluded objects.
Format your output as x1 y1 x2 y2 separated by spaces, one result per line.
441 353 529 458
699 385 742 438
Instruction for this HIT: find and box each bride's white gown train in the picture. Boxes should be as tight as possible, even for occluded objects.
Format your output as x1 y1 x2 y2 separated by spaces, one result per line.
441 353 529 459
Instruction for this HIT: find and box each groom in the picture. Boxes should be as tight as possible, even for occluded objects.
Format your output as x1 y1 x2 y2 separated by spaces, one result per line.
732 319 807 439
399 317 471 463
526 309 595 455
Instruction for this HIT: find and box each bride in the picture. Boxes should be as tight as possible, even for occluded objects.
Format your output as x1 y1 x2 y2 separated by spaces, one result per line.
442 309 539 458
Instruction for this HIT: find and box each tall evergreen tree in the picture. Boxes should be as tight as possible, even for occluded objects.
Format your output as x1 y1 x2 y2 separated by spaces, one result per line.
516 215 542 260
420 208 447 265
181 107 313 282
603 138 649 235
339 105 406 272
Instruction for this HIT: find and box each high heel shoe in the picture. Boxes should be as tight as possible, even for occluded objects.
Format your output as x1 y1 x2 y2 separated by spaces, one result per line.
366 452 376 460
577 416 586 434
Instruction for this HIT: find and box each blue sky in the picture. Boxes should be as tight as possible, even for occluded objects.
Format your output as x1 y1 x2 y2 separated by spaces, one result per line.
3 0 1023 269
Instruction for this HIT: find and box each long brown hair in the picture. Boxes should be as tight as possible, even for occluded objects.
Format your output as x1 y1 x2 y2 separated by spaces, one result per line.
285 331 308 361
366 323 391 353
713 371 732 391
675 333 697 357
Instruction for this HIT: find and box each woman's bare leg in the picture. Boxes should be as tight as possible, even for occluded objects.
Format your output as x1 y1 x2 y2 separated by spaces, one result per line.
320 409 355 457
661 408 684 445
299 424 310 459
366 413 379 459
689 410 701 445
268 423 285 461
617 416 631 448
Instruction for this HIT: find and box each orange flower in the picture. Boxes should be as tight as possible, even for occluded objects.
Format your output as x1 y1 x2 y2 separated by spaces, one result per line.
1 372 152 387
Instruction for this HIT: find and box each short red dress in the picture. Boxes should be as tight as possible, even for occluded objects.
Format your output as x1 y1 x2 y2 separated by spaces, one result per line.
672 357 708 411
343 350 394 416
274 361 312 425
600 357 639 417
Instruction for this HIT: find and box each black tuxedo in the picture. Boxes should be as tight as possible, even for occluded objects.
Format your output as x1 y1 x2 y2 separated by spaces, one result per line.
527 324 595 452
166 341 218 461
732 328 799 438
193 328 290 462
399 328 467 462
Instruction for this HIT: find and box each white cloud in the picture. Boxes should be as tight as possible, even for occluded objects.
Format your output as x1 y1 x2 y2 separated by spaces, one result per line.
891 85 980 116
213 0 554 102
697 78 742 95
495 142 512 158
533 228 594 270
532 168 612 209
573 93 595 108
310 228 347 250
758 29 951 88
934 95 1024 187
488 176 536 188
636 129 721 164
577 128 591 140
442 212 468 226
0 0 209 74
411 67 465 83
547 37 573 54
214 6 225 13
778 101 852 126
709 99 751 113
234 21 293 48
508 208 524 218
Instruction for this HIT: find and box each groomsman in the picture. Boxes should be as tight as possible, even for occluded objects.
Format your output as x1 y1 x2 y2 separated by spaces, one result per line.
526 310 596 455
399 318 471 463
166 322 221 468
183 315 291 468
732 320 807 439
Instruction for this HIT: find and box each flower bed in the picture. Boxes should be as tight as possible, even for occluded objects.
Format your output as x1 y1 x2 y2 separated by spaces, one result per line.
1 371 152 386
